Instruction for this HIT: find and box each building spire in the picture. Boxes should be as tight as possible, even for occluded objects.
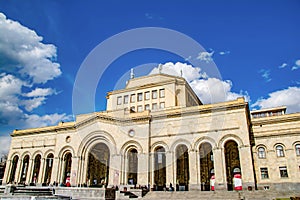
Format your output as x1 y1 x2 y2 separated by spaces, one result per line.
130 68 135 79
158 64 163 74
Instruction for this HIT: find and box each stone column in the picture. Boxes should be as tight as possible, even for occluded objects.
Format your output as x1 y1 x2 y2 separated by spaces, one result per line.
2 159 11 184
108 154 122 186
239 145 255 189
38 158 46 184
70 156 79 186
213 147 226 190
150 152 154 186
51 156 60 184
188 149 198 190
166 151 175 187
137 153 148 186
15 158 22 184
26 158 34 184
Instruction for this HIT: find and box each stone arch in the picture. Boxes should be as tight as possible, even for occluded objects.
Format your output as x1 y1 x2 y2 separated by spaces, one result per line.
20 151 31 159
273 143 286 149
120 140 143 154
8 154 19 183
151 141 169 152
218 134 244 148
78 131 117 158
58 145 75 159
32 150 43 159
170 139 192 152
194 136 217 151
44 150 55 159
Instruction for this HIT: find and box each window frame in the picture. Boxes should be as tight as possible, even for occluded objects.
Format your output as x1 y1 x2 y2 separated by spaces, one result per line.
124 95 129 104
159 89 165 98
258 147 266 159
295 144 300 156
152 90 157 99
260 167 269 179
279 166 288 178
145 91 150 100
276 145 285 157
117 96 122 105
137 93 143 102
130 94 136 103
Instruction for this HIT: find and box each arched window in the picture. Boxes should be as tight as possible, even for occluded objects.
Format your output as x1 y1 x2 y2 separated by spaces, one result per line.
258 147 266 159
276 145 284 157
295 144 300 156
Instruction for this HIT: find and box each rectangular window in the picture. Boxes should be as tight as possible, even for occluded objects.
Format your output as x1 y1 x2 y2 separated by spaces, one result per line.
260 168 269 179
130 94 135 103
145 91 150 100
159 89 165 98
137 93 143 102
145 104 150 110
117 96 122 105
152 90 157 99
279 166 288 178
137 105 143 112
160 102 165 109
124 95 129 104
152 103 158 110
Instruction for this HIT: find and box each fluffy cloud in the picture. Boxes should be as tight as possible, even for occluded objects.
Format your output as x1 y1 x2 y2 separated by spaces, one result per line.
279 63 288 69
0 12 61 84
150 62 249 104
196 51 214 63
190 78 250 104
24 88 56 97
252 87 300 113
292 59 300 71
0 13 70 138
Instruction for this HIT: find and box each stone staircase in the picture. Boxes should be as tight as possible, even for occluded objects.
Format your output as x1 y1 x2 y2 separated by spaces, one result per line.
142 190 300 200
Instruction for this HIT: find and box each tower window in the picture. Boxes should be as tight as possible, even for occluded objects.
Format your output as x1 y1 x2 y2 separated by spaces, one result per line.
130 94 136 103
152 103 158 110
152 90 157 99
145 92 150 100
117 96 122 105
159 89 165 98
137 93 143 101
124 95 129 104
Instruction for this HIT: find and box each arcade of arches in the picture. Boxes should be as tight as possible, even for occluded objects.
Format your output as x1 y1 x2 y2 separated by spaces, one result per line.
4 137 251 191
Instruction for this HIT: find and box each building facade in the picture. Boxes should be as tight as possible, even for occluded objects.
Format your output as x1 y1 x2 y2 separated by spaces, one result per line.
2 73 300 191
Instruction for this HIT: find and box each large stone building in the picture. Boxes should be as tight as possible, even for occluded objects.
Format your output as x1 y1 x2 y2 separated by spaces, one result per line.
2 73 300 191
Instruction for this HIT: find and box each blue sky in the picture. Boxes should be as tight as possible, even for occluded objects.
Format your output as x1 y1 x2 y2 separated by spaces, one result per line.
0 0 300 154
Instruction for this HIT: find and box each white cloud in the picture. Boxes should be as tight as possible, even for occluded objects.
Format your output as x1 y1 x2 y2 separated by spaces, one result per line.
279 63 288 69
197 51 214 63
259 69 271 82
0 13 71 138
24 88 56 97
150 62 249 104
252 87 300 113
0 12 61 84
292 59 300 71
190 78 250 104
21 97 46 111
219 51 230 55
150 62 204 82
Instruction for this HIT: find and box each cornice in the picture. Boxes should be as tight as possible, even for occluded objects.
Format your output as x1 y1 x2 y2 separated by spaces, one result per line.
251 113 300 126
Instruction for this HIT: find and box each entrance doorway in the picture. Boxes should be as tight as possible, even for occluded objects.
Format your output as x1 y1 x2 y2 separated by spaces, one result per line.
176 144 189 191
199 143 214 191
224 140 241 191
154 146 166 190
